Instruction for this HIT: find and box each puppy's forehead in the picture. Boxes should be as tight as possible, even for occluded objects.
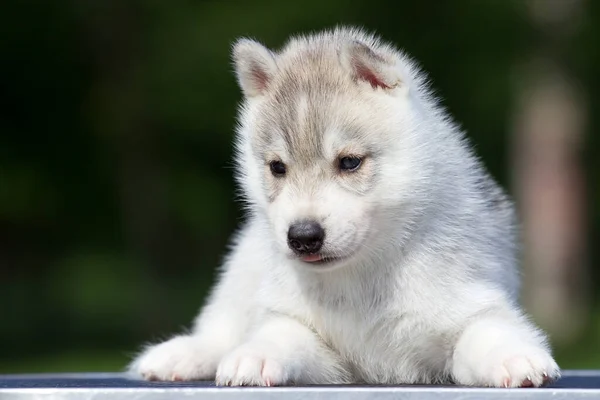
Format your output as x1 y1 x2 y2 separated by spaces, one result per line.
253 66 364 161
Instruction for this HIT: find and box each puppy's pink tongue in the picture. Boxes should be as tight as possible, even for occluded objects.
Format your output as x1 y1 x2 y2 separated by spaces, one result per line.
302 254 323 262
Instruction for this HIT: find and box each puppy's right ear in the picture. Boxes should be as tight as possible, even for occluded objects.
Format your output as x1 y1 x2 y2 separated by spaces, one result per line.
232 38 277 98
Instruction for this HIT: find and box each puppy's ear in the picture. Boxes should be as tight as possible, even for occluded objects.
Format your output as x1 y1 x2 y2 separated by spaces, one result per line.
232 38 277 98
340 40 404 92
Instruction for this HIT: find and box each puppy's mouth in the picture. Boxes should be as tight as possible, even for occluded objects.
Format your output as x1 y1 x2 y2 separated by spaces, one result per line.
300 253 343 265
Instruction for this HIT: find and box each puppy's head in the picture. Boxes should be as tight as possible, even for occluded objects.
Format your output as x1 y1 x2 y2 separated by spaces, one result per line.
232 27 432 271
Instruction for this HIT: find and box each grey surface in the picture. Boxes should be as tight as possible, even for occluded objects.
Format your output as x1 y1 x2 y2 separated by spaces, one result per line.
1 371 600 399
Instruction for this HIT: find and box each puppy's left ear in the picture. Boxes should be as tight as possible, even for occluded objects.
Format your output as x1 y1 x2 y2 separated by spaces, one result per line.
341 40 406 93
232 38 277 98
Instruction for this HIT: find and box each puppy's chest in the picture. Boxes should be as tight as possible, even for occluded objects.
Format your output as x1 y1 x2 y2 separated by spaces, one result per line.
297 280 404 358
265 271 437 378
307 303 448 383
309 303 405 359
310 304 380 349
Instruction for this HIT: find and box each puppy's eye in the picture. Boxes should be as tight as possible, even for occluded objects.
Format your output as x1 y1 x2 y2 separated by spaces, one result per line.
270 160 287 177
339 156 362 172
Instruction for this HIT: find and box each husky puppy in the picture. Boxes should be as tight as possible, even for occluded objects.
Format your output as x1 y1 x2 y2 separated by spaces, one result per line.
128 27 560 387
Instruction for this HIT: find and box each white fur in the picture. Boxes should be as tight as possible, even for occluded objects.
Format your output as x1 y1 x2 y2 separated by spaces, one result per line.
128 27 560 387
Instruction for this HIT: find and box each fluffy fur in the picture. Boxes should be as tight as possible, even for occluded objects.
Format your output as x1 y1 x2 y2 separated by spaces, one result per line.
128 27 560 387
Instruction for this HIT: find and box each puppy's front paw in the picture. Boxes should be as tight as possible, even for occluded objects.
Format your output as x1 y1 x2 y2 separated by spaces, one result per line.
454 343 560 388
128 335 219 381
216 345 290 386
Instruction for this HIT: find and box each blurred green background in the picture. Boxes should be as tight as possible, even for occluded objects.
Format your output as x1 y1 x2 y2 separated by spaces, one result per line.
1 0 599 373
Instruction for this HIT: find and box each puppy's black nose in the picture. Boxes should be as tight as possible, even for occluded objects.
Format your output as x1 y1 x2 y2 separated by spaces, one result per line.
287 221 325 254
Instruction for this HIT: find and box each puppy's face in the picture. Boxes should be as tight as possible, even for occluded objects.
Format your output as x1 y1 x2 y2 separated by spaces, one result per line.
233 32 424 270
